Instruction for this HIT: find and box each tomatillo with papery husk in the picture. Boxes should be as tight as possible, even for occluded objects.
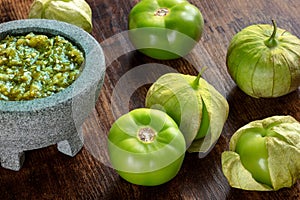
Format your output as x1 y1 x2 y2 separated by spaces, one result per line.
145 71 229 155
222 115 300 191
29 0 93 33
226 20 300 98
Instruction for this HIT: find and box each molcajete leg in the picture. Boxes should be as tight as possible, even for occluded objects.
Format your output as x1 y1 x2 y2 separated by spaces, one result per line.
57 127 83 157
0 150 25 171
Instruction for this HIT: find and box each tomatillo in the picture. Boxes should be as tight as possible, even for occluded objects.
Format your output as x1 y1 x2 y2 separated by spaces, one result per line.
128 0 204 60
222 116 300 191
145 72 229 154
235 127 286 187
226 20 300 98
29 0 93 32
107 108 186 186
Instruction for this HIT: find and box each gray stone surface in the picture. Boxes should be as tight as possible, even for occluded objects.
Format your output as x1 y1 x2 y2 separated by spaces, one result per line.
0 19 106 171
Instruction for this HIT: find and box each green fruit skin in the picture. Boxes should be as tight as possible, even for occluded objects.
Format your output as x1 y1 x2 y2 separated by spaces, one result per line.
195 101 210 139
116 155 184 186
226 23 300 98
108 108 186 186
128 0 204 60
235 127 287 187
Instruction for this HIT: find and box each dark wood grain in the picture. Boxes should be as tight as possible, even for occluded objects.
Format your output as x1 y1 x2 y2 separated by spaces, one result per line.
0 0 299 199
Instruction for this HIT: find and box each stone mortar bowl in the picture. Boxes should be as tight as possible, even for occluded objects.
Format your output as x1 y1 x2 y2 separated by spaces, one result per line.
0 19 105 171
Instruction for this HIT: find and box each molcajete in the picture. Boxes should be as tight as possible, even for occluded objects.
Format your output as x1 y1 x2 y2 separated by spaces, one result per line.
0 19 105 171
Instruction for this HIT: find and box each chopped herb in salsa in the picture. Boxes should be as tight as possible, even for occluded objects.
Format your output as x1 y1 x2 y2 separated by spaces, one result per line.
0 32 84 101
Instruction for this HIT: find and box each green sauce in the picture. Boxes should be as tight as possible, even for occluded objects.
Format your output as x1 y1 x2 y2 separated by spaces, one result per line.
0 32 84 101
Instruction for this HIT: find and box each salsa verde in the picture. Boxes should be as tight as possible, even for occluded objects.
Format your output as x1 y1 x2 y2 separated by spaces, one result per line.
0 32 84 101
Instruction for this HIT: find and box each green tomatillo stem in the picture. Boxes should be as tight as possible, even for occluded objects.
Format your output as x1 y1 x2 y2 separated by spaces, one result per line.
264 20 278 48
192 66 208 89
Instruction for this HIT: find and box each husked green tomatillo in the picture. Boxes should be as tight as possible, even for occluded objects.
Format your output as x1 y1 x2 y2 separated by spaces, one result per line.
222 115 300 191
108 108 186 186
128 0 204 60
226 20 300 98
145 72 229 155
29 0 93 33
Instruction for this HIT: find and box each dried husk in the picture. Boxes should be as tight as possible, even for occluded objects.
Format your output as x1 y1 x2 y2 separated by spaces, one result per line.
29 0 93 33
226 21 300 98
145 73 229 155
222 115 300 191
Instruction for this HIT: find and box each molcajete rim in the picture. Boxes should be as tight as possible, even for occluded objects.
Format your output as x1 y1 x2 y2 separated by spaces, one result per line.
0 19 105 111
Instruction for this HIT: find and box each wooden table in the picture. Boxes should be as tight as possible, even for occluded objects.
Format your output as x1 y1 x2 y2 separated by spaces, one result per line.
0 0 299 199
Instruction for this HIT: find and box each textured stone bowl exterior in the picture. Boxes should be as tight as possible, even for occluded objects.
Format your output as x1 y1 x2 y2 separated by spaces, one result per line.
0 19 105 171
